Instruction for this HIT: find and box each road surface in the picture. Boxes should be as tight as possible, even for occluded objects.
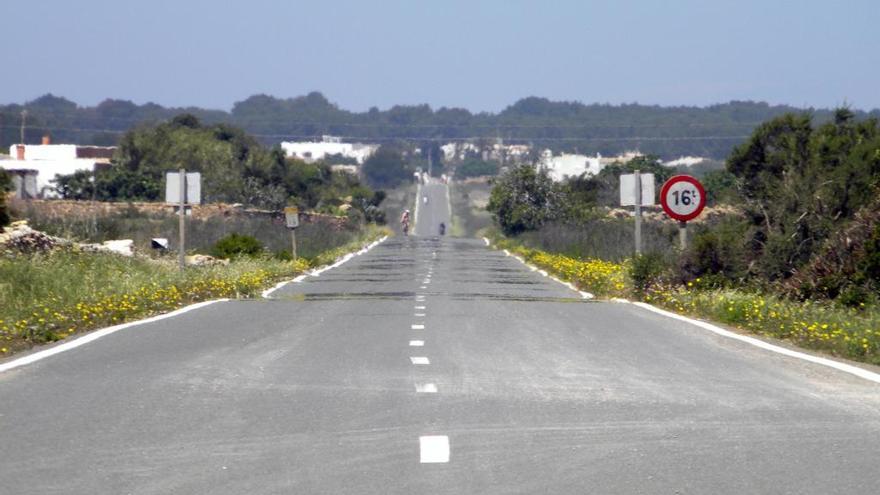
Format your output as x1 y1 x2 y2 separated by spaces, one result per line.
1 182 879 494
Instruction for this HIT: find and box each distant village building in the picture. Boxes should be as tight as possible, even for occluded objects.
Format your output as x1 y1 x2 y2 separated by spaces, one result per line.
280 135 378 164
541 152 603 181
0 137 115 198
663 156 706 167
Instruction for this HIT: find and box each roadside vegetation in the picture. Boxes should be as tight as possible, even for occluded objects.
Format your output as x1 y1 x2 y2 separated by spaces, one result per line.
0 225 387 357
485 109 880 365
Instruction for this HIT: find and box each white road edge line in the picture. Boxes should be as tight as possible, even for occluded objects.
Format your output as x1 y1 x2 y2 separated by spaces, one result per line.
413 180 422 233
419 435 450 463
262 236 389 298
498 248 594 300
416 383 438 393
630 301 880 385
0 299 229 374
410 357 430 365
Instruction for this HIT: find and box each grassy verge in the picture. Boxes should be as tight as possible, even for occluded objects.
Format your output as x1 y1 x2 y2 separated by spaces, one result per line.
0 225 387 357
492 236 880 366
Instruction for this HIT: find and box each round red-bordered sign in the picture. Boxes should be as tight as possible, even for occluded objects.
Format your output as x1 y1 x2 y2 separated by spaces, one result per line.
660 175 706 222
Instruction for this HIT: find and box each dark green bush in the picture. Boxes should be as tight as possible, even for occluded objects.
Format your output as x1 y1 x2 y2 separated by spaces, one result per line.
211 233 264 259
629 252 669 296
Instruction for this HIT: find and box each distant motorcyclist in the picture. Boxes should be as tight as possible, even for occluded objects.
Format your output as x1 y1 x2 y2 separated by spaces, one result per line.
439 222 446 235
401 209 411 236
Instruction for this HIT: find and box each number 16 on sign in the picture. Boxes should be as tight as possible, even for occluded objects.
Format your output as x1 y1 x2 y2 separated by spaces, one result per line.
660 175 706 250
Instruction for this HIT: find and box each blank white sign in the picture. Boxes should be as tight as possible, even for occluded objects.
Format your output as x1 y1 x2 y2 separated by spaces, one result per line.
620 173 655 206
165 172 202 205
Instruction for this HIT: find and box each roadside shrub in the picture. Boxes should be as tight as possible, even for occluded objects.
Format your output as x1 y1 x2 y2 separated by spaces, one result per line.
211 233 263 259
0 170 11 227
629 253 668 296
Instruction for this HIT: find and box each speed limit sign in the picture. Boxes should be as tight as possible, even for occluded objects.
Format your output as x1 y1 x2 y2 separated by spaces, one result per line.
660 175 706 222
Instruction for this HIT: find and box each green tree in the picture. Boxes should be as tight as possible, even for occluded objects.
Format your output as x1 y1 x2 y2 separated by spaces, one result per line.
362 146 411 188
488 163 562 235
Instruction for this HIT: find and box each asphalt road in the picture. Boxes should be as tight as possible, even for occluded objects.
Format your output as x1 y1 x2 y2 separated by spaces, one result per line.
2 182 880 494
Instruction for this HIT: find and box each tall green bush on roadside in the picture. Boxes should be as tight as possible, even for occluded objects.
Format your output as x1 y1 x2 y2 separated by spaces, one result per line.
487 163 562 235
0 170 11 227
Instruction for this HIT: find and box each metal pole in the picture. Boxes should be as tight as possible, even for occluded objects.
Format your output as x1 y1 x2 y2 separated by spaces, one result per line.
20 110 27 144
290 228 297 261
178 168 186 270
679 221 688 251
634 169 642 255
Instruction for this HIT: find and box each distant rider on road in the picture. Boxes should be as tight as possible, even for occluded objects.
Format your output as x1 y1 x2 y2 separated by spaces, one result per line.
401 209 411 236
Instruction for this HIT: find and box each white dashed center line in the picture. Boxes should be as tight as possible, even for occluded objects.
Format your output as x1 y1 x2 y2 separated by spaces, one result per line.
414 312 426 317
415 306 426 310
419 436 449 463
410 357 430 365
411 324 425 330
409 340 424 347
415 383 438 393
416 295 426 301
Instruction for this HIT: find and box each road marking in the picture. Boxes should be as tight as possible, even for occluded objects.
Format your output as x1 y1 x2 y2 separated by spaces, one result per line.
501 247 595 300
415 313 426 317
409 340 424 347
416 295 426 301
411 324 425 330
419 436 450 463
415 305 426 310
263 236 388 297
0 299 229 374
630 302 880 384
420 285 427 289
410 357 430 365
423 279 431 284
416 383 438 393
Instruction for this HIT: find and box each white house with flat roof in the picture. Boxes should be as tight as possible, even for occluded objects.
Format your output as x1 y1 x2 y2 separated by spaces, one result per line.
1 140 115 198
280 136 378 164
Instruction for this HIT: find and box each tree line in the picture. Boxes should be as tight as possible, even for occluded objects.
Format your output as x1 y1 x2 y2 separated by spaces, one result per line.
4 93 878 160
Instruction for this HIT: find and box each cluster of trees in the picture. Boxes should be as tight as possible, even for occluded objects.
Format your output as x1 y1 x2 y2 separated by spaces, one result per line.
53 115 386 223
6 92 878 160
489 109 880 305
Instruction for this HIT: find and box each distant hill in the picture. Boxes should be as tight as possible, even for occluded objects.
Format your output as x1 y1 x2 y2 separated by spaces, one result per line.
2 93 877 159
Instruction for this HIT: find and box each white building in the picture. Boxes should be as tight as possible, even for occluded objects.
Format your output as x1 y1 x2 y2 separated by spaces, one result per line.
663 156 706 167
281 135 378 164
1 141 115 198
541 152 603 181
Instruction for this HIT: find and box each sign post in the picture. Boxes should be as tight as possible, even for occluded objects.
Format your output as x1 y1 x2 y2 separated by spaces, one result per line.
284 206 300 261
165 170 202 270
659 175 706 250
620 171 655 255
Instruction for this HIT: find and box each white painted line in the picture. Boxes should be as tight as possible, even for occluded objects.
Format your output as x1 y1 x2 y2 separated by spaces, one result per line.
411 324 425 330
416 296 426 301
500 247 595 300
262 236 388 297
423 279 431 284
631 302 880 385
0 299 229 374
410 357 430 365
415 305 426 310
419 435 450 463
414 313 426 317
416 383 438 393
409 340 425 347
413 181 422 233
420 285 427 289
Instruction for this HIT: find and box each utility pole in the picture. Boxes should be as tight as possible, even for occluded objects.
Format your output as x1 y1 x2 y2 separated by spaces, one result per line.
20 110 27 144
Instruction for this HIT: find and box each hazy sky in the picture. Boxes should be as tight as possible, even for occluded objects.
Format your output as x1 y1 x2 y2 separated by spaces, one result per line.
4 0 879 112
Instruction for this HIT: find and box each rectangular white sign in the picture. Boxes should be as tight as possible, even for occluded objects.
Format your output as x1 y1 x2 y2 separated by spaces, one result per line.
620 173 655 206
165 172 202 205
